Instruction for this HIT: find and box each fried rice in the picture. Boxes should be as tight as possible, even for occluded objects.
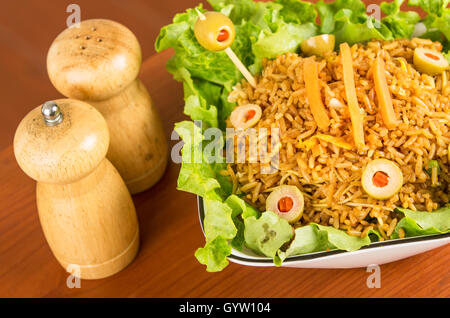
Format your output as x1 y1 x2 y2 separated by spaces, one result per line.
223 38 450 241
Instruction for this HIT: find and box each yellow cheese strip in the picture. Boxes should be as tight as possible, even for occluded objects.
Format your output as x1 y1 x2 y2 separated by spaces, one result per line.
397 58 407 72
297 134 353 151
340 43 365 149
314 134 353 150
373 56 399 129
303 58 330 130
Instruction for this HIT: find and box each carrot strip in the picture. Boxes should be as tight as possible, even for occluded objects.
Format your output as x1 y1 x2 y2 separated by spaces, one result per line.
373 56 399 129
340 43 365 149
303 58 330 130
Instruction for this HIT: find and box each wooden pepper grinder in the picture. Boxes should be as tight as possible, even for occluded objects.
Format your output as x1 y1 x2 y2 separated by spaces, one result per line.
14 99 139 280
47 19 168 194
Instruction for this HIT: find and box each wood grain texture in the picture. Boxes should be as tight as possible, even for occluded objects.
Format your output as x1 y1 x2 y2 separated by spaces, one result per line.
0 48 449 298
36 159 139 280
87 79 169 194
47 19 143 101
47 18 169 194
13 99 110 184
13 98 139 280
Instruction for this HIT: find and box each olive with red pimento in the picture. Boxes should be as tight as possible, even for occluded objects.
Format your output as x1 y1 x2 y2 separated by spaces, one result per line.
229 104 262 129
266 185 305 224
361 159 403 200
413 48 449 75
194 11 235 52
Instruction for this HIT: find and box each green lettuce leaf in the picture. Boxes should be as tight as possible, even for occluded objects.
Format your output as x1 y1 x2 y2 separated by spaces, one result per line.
275 225 331 265
230 215 246 251
275 0 317 25
409 0 450 44
244 211 294 258
316 0 393 46
196 195 259 271
209 0 261 26
195 236 232 272
316 0 366 34
409 0 449 16
225 194 260 220
315 224 372 251
275 223 375 265
392 206 450 238
335 13 393 45
225 195 260 250
209 0 309 32
252 22 317 70
168 62 220 128
251 0 319 60
174 121 225 201
203 199 237 242
381 0 421 39
195 196 239 273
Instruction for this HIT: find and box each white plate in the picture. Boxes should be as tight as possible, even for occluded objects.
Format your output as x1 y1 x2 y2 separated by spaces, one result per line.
197 196 450 268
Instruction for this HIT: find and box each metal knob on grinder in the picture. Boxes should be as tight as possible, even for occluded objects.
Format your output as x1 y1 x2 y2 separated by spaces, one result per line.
41 101 63 126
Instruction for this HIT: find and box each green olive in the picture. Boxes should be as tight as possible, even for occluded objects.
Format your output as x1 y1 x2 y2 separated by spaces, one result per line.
229 104 262 129
300 34 335 57
361 159 403 200
194 11 235 52
266 185 304 224
413 48 449 75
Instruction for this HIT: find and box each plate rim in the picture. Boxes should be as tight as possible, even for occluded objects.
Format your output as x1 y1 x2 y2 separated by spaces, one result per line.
197 195 450 264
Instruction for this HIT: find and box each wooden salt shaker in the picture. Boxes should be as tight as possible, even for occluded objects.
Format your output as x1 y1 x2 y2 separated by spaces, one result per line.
14 99 139 280
47 19 168 194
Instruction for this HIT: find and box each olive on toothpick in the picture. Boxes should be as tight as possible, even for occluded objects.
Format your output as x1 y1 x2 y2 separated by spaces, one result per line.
194 10 257 88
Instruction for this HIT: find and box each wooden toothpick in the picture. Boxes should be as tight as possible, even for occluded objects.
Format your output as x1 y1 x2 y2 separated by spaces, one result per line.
224 47 257 88
195 9 257 88
196 8 206 21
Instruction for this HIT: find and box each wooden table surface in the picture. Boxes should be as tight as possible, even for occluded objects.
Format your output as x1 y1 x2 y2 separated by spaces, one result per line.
1 48 449 298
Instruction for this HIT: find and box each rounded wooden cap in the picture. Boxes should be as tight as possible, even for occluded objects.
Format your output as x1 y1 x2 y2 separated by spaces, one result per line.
47 19 142 101
14 99 110 184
